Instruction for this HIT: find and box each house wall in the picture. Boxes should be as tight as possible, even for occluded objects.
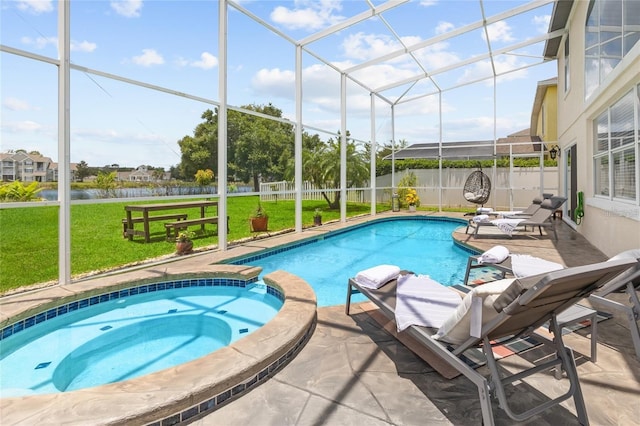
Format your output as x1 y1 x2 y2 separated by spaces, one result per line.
540 85 558 142
556 1 640 256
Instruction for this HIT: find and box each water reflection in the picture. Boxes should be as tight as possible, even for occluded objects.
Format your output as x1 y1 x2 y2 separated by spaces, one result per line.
40 185 252 201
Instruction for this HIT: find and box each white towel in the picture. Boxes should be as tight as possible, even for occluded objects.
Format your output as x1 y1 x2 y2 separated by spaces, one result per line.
511 254 564 278
490 218 525 236
477 245 509 264
395 274 462 332
476 207 493 213
355 264 401 289
473 214 490 223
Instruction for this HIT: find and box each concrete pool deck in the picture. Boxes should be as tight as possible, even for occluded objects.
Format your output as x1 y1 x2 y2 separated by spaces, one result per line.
2 211 639 425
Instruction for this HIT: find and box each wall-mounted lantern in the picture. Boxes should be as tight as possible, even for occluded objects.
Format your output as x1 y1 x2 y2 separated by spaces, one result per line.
549 145 560 160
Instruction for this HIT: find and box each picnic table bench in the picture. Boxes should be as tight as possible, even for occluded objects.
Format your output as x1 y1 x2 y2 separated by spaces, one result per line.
124 200 218 242
164 216 229 240
121 214 187 238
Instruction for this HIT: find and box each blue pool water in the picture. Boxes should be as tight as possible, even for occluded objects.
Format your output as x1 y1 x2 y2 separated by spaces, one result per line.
0 283 282 396
236 217 470 307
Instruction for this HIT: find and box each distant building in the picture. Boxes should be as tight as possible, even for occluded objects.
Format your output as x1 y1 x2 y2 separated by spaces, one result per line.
385 130 541 161
530 77 558 158
0 151 77 182
116 165 171 182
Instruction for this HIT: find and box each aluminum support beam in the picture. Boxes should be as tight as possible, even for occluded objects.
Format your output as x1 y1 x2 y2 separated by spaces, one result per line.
57 0 71 285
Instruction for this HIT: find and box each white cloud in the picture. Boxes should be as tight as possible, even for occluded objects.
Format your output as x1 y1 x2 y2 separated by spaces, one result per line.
435 21 454 35
72 40 97 53
341 32 405 61
270 0 345 31
533 15 551 34
484 21 515 43
110 0 143 18
190 52 218 70
3 97 32 111
1 120 43 133
457 55 528 86
251 68 296 99
20 36 96 52
21 36 56 49
132 49 164 67
16 0 53 14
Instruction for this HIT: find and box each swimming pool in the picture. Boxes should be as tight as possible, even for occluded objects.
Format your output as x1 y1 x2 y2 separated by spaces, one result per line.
233 217 471 306
0 280 283 397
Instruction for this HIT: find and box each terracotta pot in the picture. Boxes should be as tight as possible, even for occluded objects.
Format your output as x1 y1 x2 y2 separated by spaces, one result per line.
175 240 193 255
250 216 269 232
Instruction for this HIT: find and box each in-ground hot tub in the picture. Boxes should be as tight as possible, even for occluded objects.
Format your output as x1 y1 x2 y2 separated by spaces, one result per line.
0 264 317 425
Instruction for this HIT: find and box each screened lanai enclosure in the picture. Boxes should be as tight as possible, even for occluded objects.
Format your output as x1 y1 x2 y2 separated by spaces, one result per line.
1 0 565 285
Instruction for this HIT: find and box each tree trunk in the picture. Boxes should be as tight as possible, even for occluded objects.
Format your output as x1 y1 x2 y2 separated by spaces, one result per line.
321 191 340 209
253 173 260 192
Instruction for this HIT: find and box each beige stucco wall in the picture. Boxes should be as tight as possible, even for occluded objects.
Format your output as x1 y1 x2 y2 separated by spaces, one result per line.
556 1 640 257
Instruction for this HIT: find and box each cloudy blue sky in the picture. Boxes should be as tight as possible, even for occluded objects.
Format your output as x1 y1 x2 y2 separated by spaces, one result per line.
1 0 556 169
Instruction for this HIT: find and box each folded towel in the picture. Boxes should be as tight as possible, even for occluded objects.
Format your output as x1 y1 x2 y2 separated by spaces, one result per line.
490 218 525 236
395 274 462 332
477 245 509 264
355 264 401 289
472 214 490 223
492 210 523 217
511 254 563 278
476 207 493 213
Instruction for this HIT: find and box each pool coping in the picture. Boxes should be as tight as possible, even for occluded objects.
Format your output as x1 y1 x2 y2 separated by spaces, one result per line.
0 264 317 425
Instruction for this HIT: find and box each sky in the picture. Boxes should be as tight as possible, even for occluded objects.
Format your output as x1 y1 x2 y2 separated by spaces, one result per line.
1 0 557 170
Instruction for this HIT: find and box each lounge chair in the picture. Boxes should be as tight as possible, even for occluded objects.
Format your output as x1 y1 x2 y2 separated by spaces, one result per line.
463 249 600 363
589 249 640 359
346 258 636 425
463 247 564 285
483 196 545 218
466 197 567 239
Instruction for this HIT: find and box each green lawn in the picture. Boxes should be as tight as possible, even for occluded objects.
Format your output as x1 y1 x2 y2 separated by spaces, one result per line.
0 196 388 293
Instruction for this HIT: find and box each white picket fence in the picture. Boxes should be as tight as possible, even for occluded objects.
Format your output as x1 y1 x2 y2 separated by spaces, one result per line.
259 181 365 203
259 166 560 211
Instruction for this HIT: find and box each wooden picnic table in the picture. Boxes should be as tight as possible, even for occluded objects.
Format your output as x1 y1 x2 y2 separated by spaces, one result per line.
124 200 218 243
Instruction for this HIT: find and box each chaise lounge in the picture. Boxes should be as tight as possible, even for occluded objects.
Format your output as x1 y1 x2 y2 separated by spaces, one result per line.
589 249 640 359
345 258 636 425
466 197 567 239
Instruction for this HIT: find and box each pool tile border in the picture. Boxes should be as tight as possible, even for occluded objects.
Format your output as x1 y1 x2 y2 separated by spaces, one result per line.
145 320 316 426
0 277 285 342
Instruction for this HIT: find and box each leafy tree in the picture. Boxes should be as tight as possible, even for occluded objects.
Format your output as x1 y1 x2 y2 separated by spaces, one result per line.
95 171 117 198
177 104 294 190
152 167 166 181
75 160 90 182
286 131 369 209
232 104 294 191
177 109 218 180
195 169 214 186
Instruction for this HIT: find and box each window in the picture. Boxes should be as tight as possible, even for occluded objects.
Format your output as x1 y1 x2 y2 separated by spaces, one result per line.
584 0 640 100
593 87 639 202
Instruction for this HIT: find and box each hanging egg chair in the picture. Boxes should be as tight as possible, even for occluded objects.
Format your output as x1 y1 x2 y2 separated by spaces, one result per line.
463 168 491 206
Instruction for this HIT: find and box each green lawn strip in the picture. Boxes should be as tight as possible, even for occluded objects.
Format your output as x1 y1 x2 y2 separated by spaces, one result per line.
0 196 390 293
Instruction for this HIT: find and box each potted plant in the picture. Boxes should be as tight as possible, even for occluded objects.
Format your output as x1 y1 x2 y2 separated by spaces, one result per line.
314 208 322 226
405 188 420 212
250 203 269 232
175 230 195 255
